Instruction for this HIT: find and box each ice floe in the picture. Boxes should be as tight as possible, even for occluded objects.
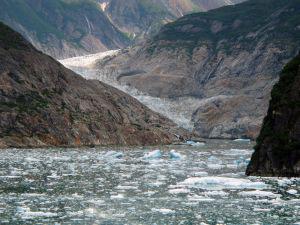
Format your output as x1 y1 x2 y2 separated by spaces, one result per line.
287 189 298 195
186 141 206 146
238 190 281 198
143 150 162 160
168 188 190 194
177 177 269 190
16 207 57 219
203 191 229 197
151 208 175 214
103 151 123 159
187 194 214 202
222 149 252 156
169 150 184 160
234 157 250 167
233 139 251 142
110 194 124 199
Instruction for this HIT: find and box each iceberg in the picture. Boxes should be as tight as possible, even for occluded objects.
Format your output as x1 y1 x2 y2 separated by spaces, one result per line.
151 208 175 215
287 189 298 195
238 190 281 198
186 140 205 146
169 150 184 160
178 176 269 190
234 157 250 167
233 139 251 143
104 151 123 159
143 150 162 160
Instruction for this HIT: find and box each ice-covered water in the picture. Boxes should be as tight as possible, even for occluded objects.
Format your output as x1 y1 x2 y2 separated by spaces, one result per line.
0 140 299 224
59 52 203 130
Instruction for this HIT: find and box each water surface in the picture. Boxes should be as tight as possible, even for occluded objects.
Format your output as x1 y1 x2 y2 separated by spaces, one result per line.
0 140 299 224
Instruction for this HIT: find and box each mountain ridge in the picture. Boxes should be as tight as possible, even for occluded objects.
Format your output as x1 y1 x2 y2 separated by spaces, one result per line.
0 0 246 58
94 0 300 139
0 22 190 148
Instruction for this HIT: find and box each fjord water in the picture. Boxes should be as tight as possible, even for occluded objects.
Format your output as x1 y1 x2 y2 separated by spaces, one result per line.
0 140 299 224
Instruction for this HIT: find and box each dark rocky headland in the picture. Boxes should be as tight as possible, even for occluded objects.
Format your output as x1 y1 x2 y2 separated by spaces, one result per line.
246 54 300 177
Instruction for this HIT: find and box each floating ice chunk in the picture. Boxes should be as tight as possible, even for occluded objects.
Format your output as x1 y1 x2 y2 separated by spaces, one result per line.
253 208 271 212
234 157 250 167
143 150 162 160
178 177 268 190
194 171 208 176
104 151 123 159
115 185 138 190
222 149 252 156
17 207 57 219
25 157 40 162
187 194 214 202
88 199 105 205
203 191 229 197
207 156 222 163
169 188 190 194
234 139 251 143
287 189 298 195
238 190 280 198
110 194 124 199
207 164 224 170
151 208 175 214
169 150 184 160
0 176 20 179
186 141 205 146
85 208 96 215
278 178 293 187
207 156 223 169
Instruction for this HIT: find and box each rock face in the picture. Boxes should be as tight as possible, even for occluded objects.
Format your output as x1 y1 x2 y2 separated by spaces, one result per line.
0 22 190 148
246 54 300 177
102 0 245 41
0 0 245 59
95 0 300 139
0 0 130 59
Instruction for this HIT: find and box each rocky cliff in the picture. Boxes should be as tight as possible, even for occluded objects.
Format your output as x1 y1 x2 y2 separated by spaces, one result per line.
246 54 300 177
0 0 130 59
94 0 300 139
102 0 246 41
0 22 190 148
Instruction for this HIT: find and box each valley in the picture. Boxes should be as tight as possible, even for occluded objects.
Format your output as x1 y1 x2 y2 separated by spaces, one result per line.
0 0 299 223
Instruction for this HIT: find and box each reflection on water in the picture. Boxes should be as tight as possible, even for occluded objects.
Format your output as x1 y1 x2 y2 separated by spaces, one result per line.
0 140 299 224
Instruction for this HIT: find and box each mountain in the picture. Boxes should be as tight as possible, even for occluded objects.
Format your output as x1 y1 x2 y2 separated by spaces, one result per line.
246 54 300 177
0 0 130 59
101 0 246 41
95 0 300 139
0 22 190 148
0 0 245 59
